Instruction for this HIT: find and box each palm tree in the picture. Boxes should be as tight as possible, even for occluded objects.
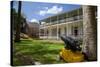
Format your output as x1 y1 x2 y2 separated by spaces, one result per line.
82 5 97 61
15 1 22 42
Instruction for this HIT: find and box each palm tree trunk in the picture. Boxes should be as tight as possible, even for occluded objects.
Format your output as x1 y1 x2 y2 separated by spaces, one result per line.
82 5 97 61
15 1 22 42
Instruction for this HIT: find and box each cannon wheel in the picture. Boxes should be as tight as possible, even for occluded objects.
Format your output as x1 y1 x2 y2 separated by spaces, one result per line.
59 55 68 63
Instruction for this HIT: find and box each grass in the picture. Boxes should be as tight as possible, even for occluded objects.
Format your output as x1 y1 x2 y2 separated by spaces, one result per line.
13 39 65 66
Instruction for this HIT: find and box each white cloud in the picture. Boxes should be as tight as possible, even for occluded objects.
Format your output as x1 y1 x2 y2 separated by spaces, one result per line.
39 5 63 16
30 18 39 23
39 10 47 16
44 7 49 10
47 6 63 14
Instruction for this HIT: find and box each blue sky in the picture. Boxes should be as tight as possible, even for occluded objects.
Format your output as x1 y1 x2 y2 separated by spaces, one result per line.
13 1 81 23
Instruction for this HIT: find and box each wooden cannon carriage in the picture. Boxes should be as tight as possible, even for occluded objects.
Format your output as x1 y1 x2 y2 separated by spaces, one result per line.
59 35 85 62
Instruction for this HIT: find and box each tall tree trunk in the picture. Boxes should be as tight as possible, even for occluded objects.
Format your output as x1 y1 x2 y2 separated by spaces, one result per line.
82 5 97 61
15 1 22 42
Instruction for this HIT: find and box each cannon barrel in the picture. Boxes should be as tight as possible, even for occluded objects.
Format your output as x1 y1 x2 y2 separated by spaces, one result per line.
60 35 81 51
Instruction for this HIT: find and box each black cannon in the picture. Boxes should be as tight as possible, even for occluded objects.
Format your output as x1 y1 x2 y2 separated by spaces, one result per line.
60 35 81 52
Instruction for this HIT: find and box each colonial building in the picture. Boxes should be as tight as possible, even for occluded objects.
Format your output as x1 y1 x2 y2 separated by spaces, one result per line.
39 7 83 40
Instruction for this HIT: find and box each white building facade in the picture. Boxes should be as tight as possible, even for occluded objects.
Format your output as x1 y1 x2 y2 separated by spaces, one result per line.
39 8 83 40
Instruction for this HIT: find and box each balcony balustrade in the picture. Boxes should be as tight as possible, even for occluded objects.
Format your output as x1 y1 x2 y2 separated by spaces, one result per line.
40 15 83 27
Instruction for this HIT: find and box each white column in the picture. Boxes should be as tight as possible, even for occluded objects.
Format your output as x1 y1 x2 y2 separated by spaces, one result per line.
39 26 40 38
67 24 69 36
69 24 71 36
45 26 47 39
47 19 50 39
66 14 68 36
49 17 52 39
49 27 52 38
66 13 69 36
77 22 79 39
50 28 52 38
57 15 59 40
43 28 45 39
81 21 83 39
79 22 82 39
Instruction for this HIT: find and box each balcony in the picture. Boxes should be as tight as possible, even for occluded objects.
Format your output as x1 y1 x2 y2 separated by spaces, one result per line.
40 15 83 27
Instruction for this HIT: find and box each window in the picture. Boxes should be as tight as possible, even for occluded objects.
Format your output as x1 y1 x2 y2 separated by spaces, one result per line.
64 27 66 35
74 27 78 36
58 28 61 36
47 30 49 36
40 29 44 36
52 28 57 36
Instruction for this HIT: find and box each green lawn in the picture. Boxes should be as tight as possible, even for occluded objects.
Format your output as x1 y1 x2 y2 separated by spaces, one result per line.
13 39 65 66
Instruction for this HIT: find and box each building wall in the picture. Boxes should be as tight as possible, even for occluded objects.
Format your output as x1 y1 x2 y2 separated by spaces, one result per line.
40 20 83 40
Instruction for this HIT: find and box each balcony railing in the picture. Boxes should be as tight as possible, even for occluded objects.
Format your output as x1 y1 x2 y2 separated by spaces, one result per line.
40 15 83 27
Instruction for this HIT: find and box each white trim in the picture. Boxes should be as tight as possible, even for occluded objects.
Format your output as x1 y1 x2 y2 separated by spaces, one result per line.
40 19 82 29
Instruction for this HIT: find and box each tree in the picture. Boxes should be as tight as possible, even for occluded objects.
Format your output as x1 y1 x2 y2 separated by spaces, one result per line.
12 8 26 33
82 5 97 61
15 1 22 42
